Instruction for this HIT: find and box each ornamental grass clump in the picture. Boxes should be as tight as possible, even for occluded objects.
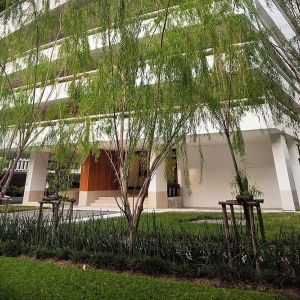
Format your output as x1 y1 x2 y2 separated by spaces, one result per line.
0 212 298 287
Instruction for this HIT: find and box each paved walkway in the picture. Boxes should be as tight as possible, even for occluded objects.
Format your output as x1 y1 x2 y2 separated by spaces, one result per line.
74 206 288 213
5 206 296 224
6 208 119 221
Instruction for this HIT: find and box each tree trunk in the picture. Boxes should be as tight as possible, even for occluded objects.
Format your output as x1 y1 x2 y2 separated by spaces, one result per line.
126 183 149 256
1 151 22 197
224 129 243 194
127 223 137 257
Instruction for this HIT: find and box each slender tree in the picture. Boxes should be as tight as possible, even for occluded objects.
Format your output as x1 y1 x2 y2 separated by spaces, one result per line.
61 0 300 252
44 123 83 200
38 120 86 223
183 0 300 198
2 0 298 251
0 0 79 197
74 0 201 253
186 1 267 198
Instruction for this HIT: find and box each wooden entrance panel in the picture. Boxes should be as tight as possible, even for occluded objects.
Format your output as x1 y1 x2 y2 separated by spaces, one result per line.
80 151 119 192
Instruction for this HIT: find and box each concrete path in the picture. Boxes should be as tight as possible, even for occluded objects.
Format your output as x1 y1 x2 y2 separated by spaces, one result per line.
5 206 296 224
6 208 119 221
74 206 287 213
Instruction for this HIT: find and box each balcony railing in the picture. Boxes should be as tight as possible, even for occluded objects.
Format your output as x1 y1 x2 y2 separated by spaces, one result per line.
6 158 29 173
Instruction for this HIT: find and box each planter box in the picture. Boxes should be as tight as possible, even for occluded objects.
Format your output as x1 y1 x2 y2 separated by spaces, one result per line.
168 196 183 208
11 197 23 204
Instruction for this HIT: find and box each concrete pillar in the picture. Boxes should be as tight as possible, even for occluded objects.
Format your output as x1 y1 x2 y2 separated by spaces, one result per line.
271 134 298 211
287 139 300 210
148 159 168 209
23 152 49 204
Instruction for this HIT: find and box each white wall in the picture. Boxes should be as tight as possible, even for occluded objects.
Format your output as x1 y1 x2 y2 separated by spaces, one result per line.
271 134 299 210
246 136 282 209
287 139 300 210
23 152 49 204
179 132 282 209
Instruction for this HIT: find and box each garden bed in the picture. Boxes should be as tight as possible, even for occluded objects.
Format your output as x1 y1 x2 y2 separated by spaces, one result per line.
0 212 299 289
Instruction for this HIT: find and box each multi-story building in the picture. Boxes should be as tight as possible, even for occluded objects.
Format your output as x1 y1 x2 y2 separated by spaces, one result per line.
1 0 300 211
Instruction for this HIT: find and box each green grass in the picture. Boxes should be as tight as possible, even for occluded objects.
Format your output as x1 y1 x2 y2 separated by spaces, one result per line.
0 256 287 300
0 205 38 213
114 211 300 238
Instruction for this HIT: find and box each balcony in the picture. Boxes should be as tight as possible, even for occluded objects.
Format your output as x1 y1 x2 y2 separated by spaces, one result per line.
6 158 29 173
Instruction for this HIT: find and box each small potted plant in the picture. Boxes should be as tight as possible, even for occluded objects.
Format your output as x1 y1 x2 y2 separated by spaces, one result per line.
233 172 261 203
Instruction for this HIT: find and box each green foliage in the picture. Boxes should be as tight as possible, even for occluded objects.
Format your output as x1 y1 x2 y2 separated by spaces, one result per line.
92 252 129 270
44 123 84 198
0 205 38 213
0 257 286 300
69 0 299 208
0 240 23 257
263 0 300 86
0 1 299 211
0 0 71 195
230 171 263 199
6 185 24 197
0 0 19 13
0 212 299 286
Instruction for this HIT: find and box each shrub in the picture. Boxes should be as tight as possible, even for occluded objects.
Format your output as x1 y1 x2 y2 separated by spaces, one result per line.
35 248 57 259
130 256 173 276
6 185 24 197
91 252 129 271
56 248 72 261
0 213 298 287
70 250 90 264
0 241 24 257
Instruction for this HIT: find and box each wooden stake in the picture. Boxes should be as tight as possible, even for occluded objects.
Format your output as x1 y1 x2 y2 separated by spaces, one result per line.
221 204 232 262
243 203 251 239
256 203 265 241
249 205 260 276
38 202 43 225
51 202 59 232
4 200 9 219
229 204 240 244
68 200 74 225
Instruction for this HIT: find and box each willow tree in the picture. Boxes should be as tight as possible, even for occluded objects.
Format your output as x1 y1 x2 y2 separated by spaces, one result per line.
0 0 80 197
243 0 300 128
178 0 300 199
181 1 268 199
44 122 83 198
71 0 200 252
62 0 300 251
259 0 300 84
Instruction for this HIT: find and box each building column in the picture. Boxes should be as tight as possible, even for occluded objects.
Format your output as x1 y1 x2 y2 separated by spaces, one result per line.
23 152 49 204
148 159 168 209
271 134 298 211
287 139 300 210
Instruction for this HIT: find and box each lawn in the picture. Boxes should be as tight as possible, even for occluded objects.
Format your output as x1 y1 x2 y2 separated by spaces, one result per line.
0 205 38 213
0 256 288 300
112 211 300 238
